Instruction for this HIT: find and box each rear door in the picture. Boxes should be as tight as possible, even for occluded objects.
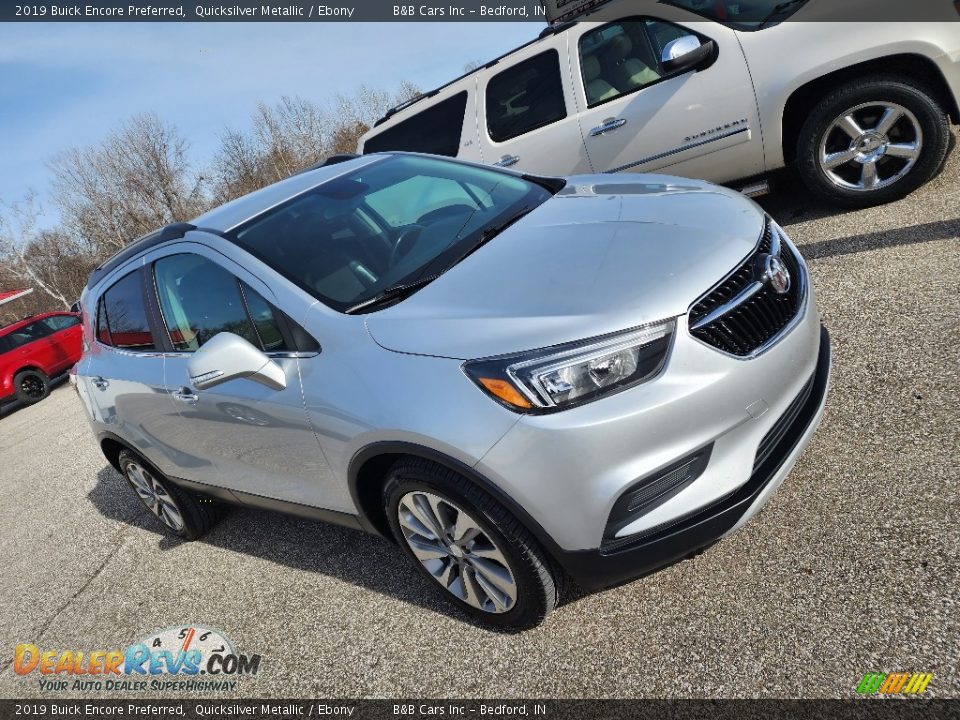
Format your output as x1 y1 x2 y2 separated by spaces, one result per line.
39 313 82 373
571 16 764 183
81 269 182 477
476 37 592 175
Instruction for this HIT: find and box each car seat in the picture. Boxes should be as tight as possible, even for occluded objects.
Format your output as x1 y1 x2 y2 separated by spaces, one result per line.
582 54 620 105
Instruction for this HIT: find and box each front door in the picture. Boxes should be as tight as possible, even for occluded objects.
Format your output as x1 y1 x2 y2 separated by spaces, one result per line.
571 16 764 184
149 247 338 510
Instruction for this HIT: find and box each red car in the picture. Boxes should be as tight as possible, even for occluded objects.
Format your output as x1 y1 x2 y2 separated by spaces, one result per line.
0 311 83 406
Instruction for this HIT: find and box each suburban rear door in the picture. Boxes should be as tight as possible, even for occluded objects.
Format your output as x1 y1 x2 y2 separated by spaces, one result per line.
571 15 764 184
475 33 593 175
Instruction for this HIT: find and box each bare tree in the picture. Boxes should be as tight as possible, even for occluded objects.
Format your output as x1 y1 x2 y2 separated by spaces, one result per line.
49 113 209 257
0 195 95 316
211 81 421 199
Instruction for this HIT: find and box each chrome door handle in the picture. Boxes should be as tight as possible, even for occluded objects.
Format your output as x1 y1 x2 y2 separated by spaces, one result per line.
171 387 198 405
590 117 627 136
494 154 520 167
91 376 109 390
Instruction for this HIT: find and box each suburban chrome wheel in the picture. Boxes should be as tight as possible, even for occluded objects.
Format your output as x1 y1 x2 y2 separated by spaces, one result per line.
397 491 518 614
125 461 185 532
818 101 922 192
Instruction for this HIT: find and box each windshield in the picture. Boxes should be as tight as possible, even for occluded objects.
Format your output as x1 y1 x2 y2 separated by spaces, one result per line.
660 0 808 26
228 155 554 313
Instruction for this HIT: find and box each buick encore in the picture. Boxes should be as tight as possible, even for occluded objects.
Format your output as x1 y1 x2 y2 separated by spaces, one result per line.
75 153 831 629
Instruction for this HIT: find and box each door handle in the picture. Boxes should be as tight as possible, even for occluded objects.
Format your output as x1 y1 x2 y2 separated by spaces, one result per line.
590 117 627 136
91 376 109 390
494 154 520 167
171 387 199 406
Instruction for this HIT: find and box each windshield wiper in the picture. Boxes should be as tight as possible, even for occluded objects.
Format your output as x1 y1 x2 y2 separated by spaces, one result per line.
448 205 534 267
759 0 809 27
343 273 443 314
344 206 534 314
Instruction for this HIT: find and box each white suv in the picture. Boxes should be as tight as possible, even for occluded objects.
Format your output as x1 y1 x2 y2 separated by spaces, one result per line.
358 0 960 206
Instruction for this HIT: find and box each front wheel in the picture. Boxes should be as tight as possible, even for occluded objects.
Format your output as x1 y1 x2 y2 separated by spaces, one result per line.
384 458 559 630
796 76 950 207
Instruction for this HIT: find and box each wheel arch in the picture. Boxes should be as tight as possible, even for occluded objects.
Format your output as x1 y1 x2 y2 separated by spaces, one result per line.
347 441 566 564
98 432 135 473
781 53 959 165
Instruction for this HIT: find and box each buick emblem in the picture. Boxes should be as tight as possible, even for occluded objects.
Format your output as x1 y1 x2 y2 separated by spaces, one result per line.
762 254 791 294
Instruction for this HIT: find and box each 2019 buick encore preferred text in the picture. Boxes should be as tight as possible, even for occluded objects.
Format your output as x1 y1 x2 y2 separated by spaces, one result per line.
75 153 831 629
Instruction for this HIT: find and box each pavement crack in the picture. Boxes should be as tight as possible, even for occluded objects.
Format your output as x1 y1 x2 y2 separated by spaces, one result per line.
0 524 134 674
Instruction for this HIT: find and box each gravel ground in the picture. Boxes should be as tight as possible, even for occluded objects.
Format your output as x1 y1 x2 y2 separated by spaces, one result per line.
1 140 957 700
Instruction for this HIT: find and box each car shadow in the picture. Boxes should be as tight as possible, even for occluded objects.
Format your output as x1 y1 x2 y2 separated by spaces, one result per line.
89 464 593 631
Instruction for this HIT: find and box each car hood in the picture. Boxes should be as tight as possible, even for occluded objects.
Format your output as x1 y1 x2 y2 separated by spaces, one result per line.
366 175 764 360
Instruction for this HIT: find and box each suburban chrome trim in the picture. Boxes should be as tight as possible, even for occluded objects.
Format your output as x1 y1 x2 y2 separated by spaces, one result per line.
606 125 749 174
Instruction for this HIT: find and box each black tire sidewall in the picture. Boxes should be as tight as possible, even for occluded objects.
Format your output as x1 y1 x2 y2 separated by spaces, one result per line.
14 370 50 404
117 449 210 540
384 465 554 631
797 79 949 207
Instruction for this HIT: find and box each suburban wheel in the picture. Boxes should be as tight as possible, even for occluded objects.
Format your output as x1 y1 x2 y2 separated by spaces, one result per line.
117 449 217 540
14 370 50 404
797 76 950 207
384 458 559 630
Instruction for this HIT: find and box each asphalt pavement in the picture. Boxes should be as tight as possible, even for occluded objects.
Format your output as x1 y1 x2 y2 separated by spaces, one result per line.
1 138 957 699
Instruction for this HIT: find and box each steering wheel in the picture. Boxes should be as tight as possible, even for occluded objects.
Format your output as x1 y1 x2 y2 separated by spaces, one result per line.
389 224 425 268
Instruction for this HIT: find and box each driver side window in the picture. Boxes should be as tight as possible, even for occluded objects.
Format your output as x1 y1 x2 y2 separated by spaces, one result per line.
153 254 287 353
579 19 698 107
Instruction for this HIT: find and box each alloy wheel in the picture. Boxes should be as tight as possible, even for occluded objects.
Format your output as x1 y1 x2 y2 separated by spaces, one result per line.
125 461 186 532
19 376 45 399
397 491 518 614
818 101 922 192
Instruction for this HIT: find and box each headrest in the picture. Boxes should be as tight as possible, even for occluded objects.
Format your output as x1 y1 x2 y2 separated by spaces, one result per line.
582 54 601 82
609 33 632 60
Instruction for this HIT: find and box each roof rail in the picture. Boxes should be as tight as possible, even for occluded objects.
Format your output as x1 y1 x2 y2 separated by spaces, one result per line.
298 153 360 174
372 21 580 128
85 222 197 290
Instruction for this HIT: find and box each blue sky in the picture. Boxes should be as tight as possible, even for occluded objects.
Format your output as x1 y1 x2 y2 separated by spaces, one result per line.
0 22 538 227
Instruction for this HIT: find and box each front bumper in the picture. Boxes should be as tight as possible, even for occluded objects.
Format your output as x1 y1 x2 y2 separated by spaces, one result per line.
554 325 831 590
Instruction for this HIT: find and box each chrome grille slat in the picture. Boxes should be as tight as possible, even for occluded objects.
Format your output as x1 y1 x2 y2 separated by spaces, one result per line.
688 217 805 357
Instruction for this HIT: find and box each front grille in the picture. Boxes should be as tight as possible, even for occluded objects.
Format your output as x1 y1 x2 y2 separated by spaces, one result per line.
754 371 816 473
688 219 805 356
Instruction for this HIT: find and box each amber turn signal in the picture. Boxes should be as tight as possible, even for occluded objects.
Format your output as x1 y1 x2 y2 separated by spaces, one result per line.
477 377 532 409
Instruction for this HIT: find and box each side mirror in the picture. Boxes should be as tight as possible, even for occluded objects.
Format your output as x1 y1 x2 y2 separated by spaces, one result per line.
661 36 716 75
186 332 287 392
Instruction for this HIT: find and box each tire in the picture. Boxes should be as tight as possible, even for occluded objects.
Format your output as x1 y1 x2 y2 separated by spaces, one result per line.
383 457 560 631
796 75 950 207
117 449 217 540
14 369 50 404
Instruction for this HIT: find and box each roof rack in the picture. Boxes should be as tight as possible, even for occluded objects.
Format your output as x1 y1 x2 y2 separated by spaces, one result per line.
85 222 197 290
372 21 578 128
297 153 360 174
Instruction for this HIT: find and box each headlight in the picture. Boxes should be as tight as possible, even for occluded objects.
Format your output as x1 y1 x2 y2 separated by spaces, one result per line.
462 320 675 412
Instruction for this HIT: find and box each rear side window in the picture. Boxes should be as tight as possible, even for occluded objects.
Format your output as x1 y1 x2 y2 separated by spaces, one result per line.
363 92 468 157
153 254 287 353
98 271 155 350
42 314 80 332
3 321 52 351
486 50 567 142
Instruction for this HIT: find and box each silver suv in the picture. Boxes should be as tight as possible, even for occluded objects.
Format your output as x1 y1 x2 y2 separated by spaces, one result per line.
75 153 831 629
